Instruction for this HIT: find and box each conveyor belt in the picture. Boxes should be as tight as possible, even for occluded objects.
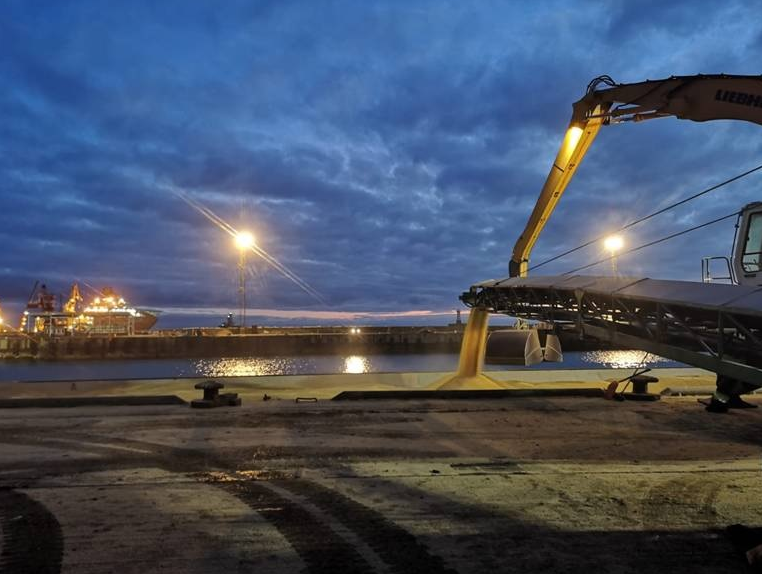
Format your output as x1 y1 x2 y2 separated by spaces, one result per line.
461 275 762 385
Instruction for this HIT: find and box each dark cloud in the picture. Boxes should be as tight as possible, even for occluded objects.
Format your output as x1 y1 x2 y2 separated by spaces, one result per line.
0 0 760 327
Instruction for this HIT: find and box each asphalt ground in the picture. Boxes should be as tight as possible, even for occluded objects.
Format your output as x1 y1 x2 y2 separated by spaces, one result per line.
0 391 760 573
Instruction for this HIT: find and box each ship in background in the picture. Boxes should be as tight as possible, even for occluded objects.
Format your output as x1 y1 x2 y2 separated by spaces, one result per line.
21 282 159 336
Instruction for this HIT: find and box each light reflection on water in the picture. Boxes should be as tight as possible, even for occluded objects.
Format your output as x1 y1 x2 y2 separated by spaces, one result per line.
343 355 370 374
192 350 674 378
0 351 685 382
192 355 374 377
579 350 670 369
192 357 312 377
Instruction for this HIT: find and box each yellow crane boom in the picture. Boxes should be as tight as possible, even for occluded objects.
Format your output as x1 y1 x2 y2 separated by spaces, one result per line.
509 74 762 278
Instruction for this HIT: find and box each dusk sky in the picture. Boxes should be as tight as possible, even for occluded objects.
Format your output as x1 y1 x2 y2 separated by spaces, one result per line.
1 0 761 327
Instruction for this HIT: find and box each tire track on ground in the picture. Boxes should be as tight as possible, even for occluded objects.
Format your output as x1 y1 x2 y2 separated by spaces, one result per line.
0 488 63 573
221 480 372 573
641 473 723 528
5 432 445 572
276 478 448 573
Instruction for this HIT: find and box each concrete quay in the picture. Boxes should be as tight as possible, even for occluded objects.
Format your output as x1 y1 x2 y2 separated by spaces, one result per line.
0 377 759 573
0 367 718 401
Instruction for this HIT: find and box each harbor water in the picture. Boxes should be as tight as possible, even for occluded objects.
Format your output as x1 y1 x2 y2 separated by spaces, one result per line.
0 350 684 382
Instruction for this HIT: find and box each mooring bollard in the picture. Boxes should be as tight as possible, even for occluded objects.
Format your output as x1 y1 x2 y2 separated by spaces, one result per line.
624 374 660 401
191 380 241 409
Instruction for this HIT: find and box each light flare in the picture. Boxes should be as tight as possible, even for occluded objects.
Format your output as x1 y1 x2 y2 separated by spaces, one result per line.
235 231 255 250
604 235 624 252
343 355 369 374
563 125 584 156
168 188 327 305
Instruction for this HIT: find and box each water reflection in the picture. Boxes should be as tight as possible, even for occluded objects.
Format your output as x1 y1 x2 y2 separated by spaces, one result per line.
580 350 670 369
186 351 674 377
0 351 686 382
343 355 370 374
191 355 374 377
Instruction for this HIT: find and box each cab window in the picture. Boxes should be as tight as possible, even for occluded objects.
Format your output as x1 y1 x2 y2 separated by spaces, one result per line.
741 212 761 273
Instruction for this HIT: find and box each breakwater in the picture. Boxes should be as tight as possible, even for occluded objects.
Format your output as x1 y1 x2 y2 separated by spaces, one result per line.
0 330 464 360
0 326 613 361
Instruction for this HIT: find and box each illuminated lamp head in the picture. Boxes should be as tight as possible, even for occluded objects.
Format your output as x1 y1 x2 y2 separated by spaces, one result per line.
234 231 255 250
604 235 624 253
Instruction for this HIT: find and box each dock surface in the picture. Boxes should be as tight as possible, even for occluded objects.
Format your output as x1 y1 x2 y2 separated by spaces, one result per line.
0 388 760 572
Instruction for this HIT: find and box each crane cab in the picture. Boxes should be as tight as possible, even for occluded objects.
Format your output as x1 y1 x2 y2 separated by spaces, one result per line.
703 202 761 286
732 202 762 286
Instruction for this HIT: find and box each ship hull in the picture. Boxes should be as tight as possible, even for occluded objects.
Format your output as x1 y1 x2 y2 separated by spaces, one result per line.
134 310 158 333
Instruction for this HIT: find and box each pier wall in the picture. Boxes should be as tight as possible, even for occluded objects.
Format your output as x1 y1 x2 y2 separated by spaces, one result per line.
0 331 464 360
0 326 612 361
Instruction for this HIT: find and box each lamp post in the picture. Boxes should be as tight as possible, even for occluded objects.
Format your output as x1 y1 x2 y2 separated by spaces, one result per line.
604 235 624 275
234 231 255 330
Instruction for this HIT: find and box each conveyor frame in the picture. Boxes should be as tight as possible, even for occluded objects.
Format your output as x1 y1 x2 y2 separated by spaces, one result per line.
461 275 762 385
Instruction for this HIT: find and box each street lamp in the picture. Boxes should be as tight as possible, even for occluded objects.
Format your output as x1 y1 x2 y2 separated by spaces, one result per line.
235 231 255 251
234 231 255 330
604 235 624 275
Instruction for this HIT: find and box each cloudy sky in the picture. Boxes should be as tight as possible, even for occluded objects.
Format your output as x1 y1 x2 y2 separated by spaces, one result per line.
1 0 761 327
